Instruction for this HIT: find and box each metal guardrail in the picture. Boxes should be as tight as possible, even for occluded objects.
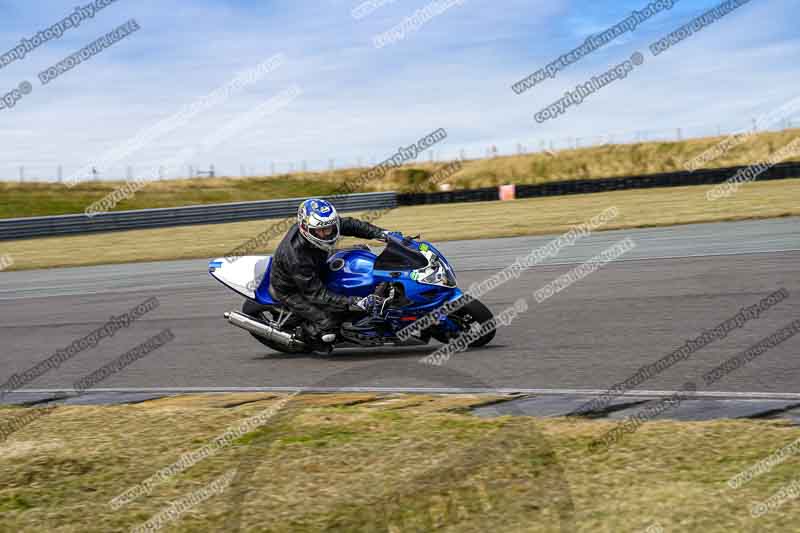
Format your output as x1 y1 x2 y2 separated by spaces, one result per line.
0 192 397 241
3 161 798 241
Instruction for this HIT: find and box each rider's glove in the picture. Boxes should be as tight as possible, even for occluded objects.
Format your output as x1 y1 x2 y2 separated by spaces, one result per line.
349 294 387 315
378 230 403 242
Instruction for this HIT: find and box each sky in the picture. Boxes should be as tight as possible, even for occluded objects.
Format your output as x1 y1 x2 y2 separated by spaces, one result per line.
0 0 797 181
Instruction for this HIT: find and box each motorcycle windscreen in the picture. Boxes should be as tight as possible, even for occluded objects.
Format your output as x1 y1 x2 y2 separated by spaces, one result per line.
373 239 428 271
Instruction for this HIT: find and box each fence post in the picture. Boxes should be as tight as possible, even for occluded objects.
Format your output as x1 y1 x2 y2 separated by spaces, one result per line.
57 165 63 183
19 166 24 182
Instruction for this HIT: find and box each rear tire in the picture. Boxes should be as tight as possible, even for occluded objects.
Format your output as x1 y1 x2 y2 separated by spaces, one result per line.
241 300 304 354
431 299 496 348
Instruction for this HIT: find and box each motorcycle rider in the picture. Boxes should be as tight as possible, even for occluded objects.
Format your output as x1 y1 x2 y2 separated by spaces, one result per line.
270 198 396 346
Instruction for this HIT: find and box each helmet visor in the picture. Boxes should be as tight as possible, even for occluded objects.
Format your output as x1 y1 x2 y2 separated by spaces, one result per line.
310 224 338 242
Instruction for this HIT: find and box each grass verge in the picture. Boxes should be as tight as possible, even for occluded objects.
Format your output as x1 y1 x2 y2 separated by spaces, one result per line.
3 128 800 219
1 393 798 532
1 179 798 271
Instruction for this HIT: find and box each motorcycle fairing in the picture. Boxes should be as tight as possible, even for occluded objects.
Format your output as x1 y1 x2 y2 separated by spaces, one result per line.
208 256 278 305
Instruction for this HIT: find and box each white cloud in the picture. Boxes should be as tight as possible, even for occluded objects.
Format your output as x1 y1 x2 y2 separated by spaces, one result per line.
0 0 796 180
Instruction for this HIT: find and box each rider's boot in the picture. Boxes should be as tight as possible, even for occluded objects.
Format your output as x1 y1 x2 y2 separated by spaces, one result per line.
312 332 336 355
294 324 334 355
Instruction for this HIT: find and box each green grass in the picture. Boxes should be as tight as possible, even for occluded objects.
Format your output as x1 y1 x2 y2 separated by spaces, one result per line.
2 393 800 532
0 177 341 219
0 494 33 512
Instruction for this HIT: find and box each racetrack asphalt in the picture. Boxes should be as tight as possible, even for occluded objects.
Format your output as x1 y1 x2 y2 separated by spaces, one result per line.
1 217 798 404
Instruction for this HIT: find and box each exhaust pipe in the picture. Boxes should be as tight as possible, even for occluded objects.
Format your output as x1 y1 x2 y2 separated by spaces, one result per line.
224 311 307 351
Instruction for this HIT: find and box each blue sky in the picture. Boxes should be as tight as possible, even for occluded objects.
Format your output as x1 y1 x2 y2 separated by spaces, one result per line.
0 0 797 180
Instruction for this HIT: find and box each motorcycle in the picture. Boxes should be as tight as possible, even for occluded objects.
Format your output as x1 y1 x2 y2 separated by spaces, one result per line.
208 233 496 354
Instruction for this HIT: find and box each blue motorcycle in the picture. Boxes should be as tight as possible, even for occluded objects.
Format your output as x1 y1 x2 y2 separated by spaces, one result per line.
209 233 495 354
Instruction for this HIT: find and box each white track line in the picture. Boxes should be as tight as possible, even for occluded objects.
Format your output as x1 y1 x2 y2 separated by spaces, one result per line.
9 387 800 401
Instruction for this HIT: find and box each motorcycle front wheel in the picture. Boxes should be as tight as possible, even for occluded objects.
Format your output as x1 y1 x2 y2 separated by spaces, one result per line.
430 299 496 348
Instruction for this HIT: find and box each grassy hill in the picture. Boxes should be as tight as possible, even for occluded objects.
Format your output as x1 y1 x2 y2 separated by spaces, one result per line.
2 128 799 219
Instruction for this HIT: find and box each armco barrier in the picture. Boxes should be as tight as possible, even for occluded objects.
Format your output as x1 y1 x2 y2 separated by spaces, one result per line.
2 162 798 241
0 192 397 241
397 161 800 205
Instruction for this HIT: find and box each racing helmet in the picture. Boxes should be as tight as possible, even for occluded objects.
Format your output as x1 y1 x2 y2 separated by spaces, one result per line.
297 198 340 251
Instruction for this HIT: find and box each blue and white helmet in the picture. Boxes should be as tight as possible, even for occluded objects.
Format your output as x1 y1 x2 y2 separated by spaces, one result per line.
297 199 340 251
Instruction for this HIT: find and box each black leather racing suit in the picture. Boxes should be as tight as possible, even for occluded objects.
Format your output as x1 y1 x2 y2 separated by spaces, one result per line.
270 217 385 337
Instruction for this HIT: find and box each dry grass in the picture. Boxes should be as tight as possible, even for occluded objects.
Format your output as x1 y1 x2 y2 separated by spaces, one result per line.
1 394 799 532
1 178 799 271
441 128 800 189
3 128 800 218
0 176 341 219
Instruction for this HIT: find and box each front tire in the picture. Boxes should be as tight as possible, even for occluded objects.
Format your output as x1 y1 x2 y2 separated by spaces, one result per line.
431 299 496 348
